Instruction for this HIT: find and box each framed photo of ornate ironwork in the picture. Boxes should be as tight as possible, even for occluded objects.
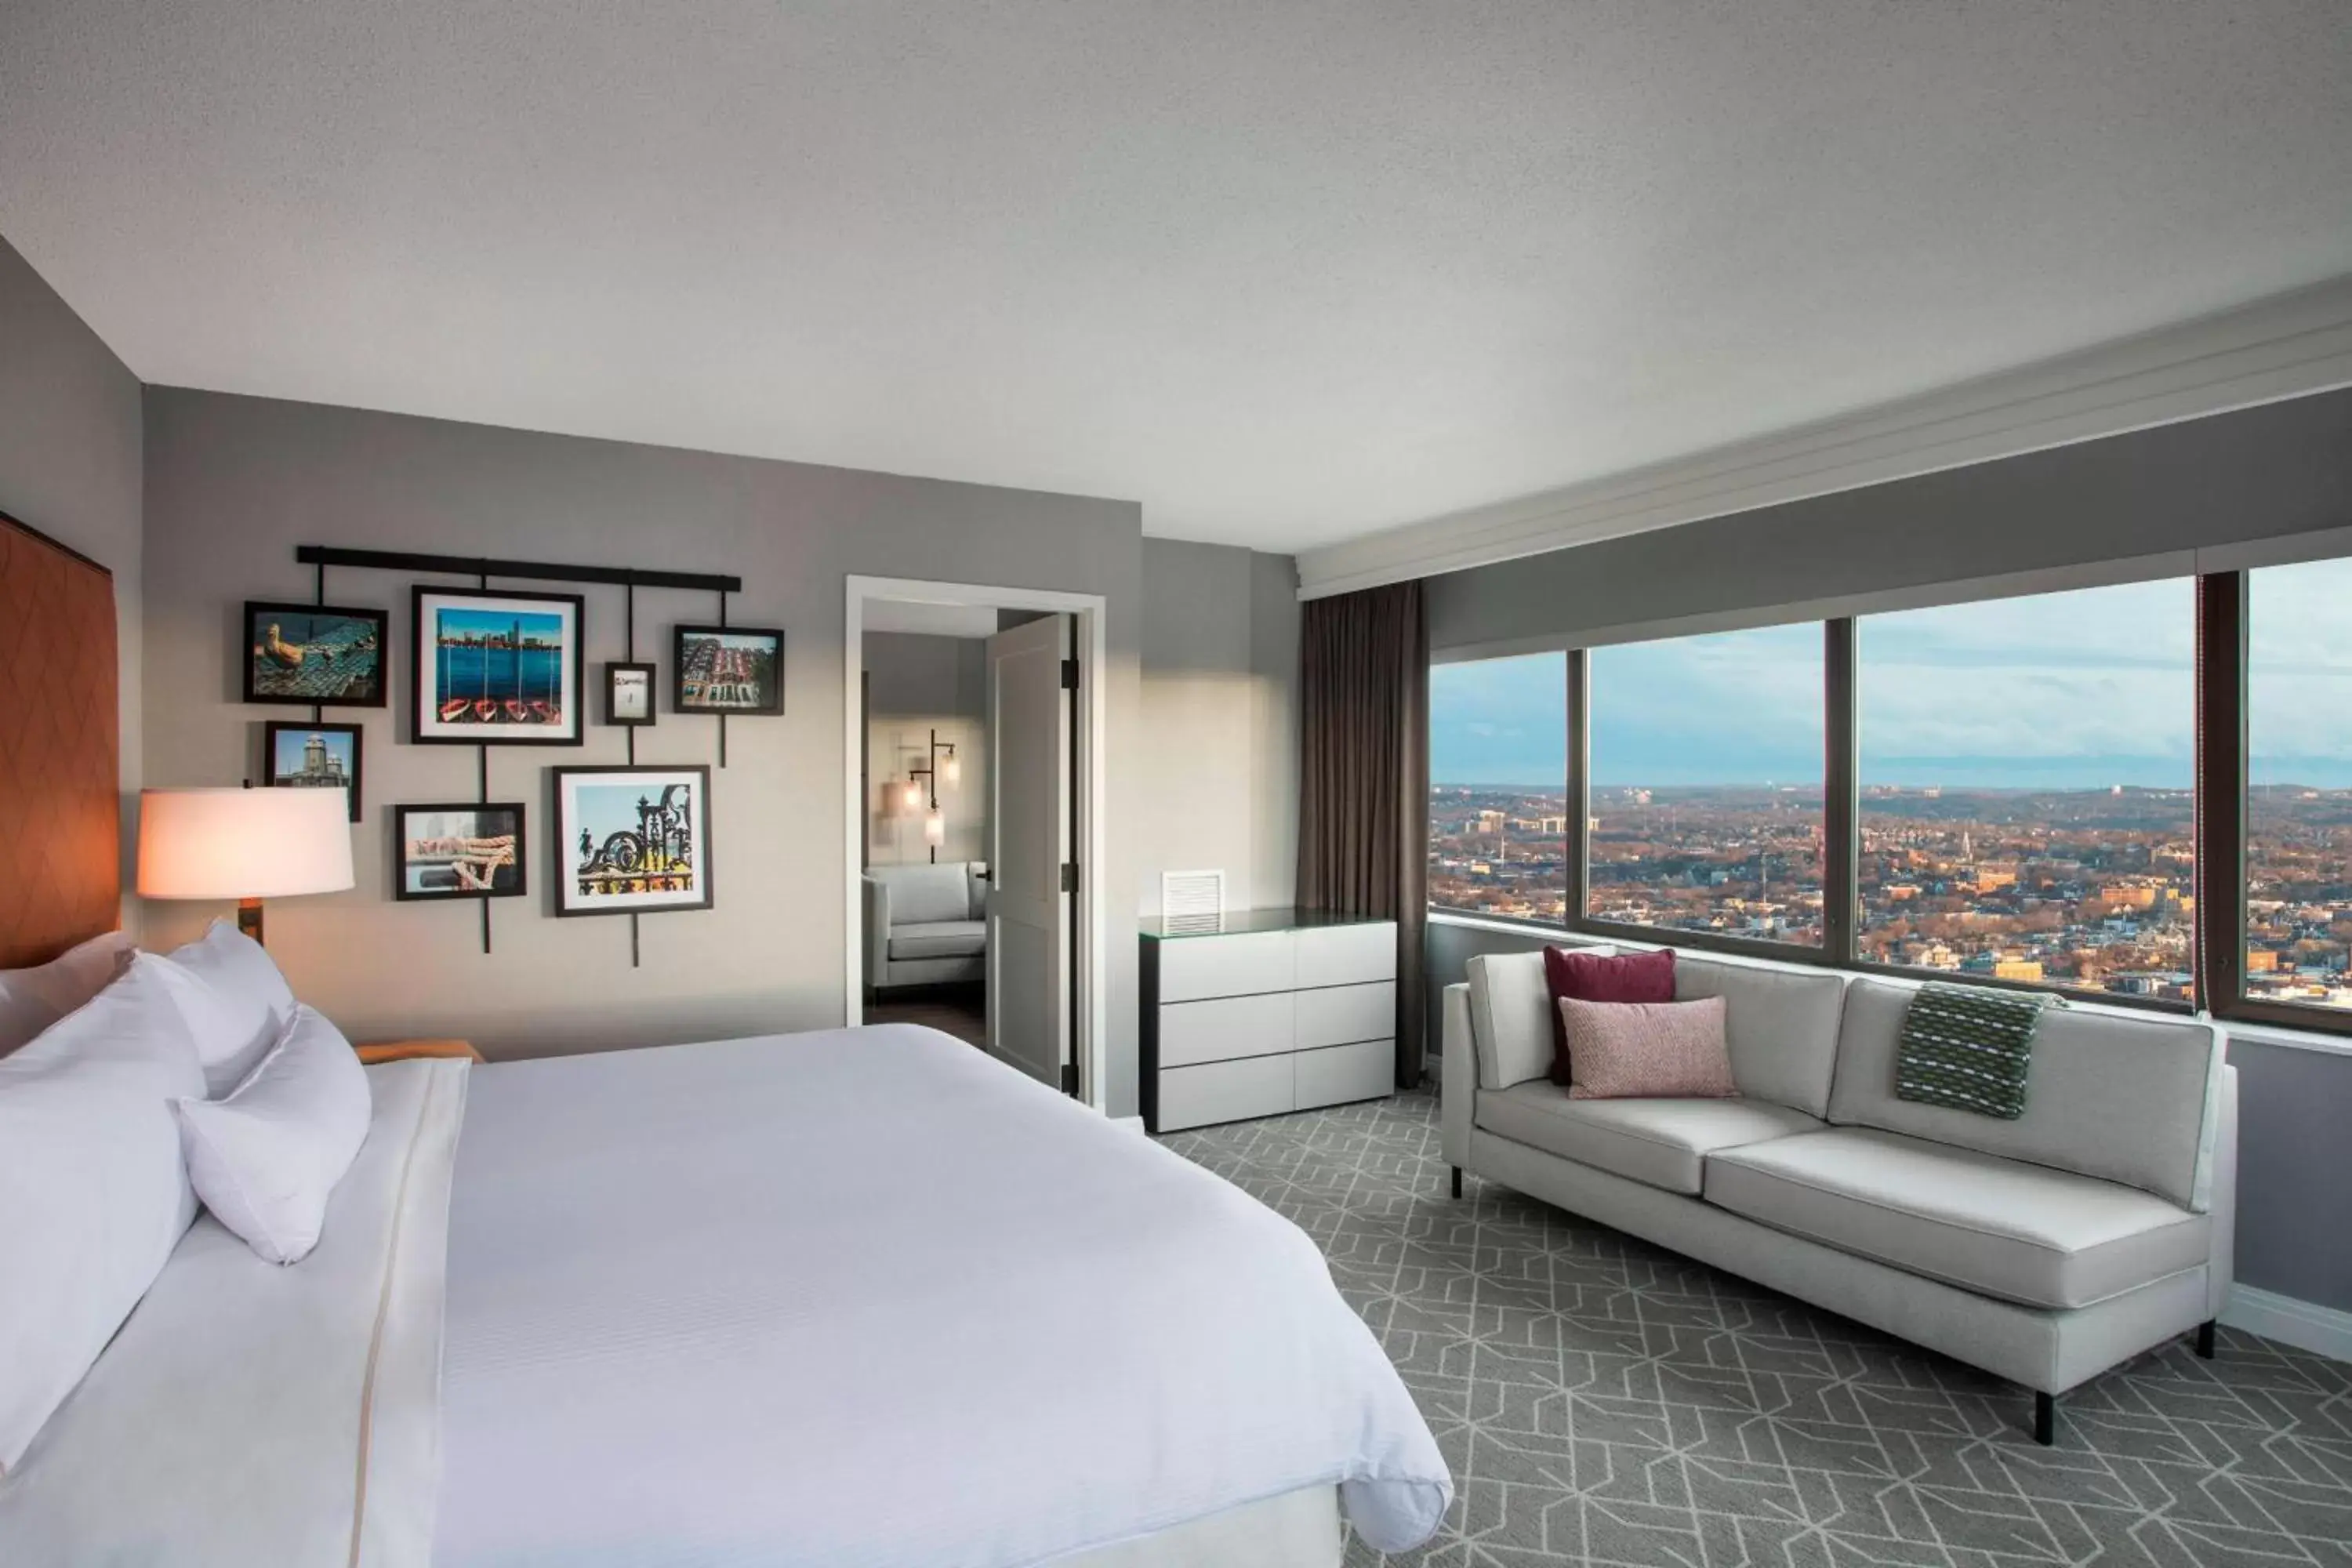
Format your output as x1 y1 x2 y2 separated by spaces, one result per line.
242 601 388 707
412 586 586 745
393 802 526 900
604 661 657 727
672 624 783 715
551 764 713 916
263 720 365 822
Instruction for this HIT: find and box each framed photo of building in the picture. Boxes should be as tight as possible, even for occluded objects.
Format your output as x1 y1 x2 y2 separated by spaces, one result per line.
604 661 657 727
552 764 713 916
412 586 586 745
673 625 783 715
263 720 365 822
242 601 388 707
393 802 526 900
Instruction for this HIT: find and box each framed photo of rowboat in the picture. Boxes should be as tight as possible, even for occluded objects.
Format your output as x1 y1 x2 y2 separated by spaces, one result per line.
393 802 526 900
242 601 389 706
551 764 713 916
412 586 586 745
672 624 783 715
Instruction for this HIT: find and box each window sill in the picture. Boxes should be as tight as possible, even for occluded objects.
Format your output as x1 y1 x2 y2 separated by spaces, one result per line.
2216 1021 2352 1060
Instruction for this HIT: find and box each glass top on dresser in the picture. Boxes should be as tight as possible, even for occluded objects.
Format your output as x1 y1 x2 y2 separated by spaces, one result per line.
1138 907 1391 940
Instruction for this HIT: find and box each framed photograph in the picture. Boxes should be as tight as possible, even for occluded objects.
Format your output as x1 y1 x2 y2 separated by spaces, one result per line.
263 720 364 822
242 601 388 706
604 661 656 727
412 586 586 745
673 625 783 715
552 765 713 916
393 802 526 900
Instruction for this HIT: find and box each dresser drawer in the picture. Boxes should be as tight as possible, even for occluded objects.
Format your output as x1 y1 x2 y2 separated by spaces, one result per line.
1156 1054 1294 1132
1157 991 1294 1068
1156 931 1294 1003
1292 922 1396 989
1294 1039 1394 1111
1293 980 1396 1050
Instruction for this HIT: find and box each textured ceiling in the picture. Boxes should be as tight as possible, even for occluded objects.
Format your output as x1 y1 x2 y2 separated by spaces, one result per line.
3 2 2348 552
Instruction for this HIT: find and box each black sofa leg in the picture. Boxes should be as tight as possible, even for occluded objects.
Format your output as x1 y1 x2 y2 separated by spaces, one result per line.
2032 1391 2056 1446
2196 1319 2218 1359
1450 1167 1463 1200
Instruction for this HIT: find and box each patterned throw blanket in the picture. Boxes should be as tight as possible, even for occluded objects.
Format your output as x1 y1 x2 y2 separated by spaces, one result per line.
1894 982 2056 1119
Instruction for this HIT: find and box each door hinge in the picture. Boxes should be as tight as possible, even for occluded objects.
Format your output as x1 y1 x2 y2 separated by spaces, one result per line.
1060 658 1080 690
1060 862 1079 893
1059 1063 1079 1096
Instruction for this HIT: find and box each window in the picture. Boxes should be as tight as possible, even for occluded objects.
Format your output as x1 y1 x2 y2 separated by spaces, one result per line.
1857 579 2195 1000
1428 653 1568 921
2245 556 2352 1014
1586 625 1824 945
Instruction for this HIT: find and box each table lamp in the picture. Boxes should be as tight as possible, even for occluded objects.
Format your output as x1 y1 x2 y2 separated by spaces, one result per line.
137 787 355 945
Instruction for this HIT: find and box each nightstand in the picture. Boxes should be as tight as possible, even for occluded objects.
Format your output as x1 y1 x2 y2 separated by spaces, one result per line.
355 1039 484 1065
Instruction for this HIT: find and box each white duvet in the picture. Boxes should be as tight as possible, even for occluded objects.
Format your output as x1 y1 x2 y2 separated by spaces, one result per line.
434 1025 1450 1566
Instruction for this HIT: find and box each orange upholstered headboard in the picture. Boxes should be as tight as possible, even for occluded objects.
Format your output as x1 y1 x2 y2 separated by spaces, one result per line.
0 511 121 968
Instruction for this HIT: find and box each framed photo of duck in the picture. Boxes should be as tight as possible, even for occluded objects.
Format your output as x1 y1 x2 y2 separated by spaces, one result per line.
241 601 389 707
411 586 586 746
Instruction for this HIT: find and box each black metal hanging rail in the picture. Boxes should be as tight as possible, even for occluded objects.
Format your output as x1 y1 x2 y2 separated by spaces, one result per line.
294 545 741 596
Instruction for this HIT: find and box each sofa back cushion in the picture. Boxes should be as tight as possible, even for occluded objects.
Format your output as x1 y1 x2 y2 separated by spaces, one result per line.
1468 948 1610 1088
871 862 973 926
1673 954 1847 1118
1830 976 2223 1210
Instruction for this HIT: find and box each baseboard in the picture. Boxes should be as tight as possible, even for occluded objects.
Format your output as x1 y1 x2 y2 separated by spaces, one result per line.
1112 1115 1145 1134
2223 1284 2352 1363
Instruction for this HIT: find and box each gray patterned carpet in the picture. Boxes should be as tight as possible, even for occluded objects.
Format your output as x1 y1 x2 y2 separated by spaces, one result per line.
1156 1091 2352 1568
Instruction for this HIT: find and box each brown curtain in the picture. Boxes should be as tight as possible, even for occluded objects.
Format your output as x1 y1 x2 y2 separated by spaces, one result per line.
1296 581 1428 1087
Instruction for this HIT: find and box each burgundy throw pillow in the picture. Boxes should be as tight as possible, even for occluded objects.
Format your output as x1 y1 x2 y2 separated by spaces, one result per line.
1543 946 1675 1084
1557 995 1737 1101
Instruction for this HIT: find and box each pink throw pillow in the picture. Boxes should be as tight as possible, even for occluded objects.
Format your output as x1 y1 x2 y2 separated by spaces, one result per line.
1558 994 1737 1100
1544 946 1675 1085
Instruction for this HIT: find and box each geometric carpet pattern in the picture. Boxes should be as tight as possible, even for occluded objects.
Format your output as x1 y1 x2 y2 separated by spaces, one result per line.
1157 1091 2352 1568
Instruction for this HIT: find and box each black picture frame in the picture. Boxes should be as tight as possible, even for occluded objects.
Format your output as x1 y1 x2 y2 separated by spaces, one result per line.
672 624 784 716
263 720 365 822
392 802 528 901
241 601 389 707
551 764 715 917
411 586 587 746
604 661 658 727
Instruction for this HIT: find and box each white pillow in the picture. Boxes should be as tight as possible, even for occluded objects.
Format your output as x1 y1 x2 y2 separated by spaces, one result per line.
154 921 294 1096
0 930 134 1057
174 1006 372 1265
0 956 205 1473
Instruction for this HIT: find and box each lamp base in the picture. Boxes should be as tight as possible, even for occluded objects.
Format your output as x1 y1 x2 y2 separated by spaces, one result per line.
237 898 265 945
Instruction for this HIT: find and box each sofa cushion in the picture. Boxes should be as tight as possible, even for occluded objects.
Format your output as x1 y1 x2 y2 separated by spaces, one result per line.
1704 1127 2211 1309
1476 1082 1823 1194
872 862 974 926
1674 953 1846 1118
887 920 987 961
1559 995 1737 1100
1830 977 2223 1210
1468 947 1611 1091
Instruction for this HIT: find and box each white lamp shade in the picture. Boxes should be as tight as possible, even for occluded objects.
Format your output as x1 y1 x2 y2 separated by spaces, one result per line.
138 788 356 900
902 781 924 810
924 811 946 846
941 753 960 786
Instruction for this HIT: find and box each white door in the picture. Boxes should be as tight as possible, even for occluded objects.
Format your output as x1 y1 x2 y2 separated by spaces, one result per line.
986 615 1073 1091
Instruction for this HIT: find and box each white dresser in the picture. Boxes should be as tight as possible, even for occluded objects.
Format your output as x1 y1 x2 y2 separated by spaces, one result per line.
1140 910 1399 1134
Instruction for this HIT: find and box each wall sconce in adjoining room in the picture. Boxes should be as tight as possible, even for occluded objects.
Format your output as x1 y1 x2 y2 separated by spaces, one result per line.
924 811 946 848
906 728 958 864
901 779 924 811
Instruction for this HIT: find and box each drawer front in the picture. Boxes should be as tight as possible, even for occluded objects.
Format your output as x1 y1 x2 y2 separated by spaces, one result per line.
1156 931 1294 1003
1158 991 1294 1068
1156 1054 1294 1132
1293 980 1396 1051
1292 922 1396 989
1294 1039 1395 1111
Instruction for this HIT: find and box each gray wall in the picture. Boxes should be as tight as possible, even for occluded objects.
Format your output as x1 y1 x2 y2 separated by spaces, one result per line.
863 630 987 866
0 237 144 915
141 387 1161 1114
1138 539 1300 916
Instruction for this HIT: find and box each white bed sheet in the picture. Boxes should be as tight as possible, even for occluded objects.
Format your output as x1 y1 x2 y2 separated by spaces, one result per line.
434 1025 1448 1567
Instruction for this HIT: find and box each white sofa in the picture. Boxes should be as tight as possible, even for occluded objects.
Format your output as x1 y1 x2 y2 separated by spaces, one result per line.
1439 945 2235 1443
863 862 989 993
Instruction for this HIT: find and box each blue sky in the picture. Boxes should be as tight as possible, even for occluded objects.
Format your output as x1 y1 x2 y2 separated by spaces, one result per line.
1432 559 2352 788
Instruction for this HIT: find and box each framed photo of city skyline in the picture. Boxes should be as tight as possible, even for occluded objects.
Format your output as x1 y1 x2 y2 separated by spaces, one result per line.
552 764 713 916
394 802 526 900
412 586 586 745
263 720 364 822
672 625 782 715
241 601 388 707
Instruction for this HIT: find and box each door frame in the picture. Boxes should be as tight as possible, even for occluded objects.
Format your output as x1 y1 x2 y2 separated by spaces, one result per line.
844 575 1109 1113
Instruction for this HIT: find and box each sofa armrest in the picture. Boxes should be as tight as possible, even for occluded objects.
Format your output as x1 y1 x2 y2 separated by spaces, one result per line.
2207 1062 2238 1321
1440 982 1475 1171
862 875 891 988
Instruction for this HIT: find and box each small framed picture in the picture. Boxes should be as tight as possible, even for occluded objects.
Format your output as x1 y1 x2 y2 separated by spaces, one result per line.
412 586 586 745
604 661 657 727
242 601 388 707
552 765 713 916
394 802 527 901
263 721 365 822
673 625 783 715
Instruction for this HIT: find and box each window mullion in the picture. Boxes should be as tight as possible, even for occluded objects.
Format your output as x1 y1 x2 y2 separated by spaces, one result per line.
1824 618 1858 965
2195 572 2248 1015
1566 645 1588 931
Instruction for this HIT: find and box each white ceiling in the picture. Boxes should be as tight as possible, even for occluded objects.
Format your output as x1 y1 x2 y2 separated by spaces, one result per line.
3 2 2348 554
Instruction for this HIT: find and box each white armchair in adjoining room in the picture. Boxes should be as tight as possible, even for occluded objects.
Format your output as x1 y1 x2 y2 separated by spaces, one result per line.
863 861 989 994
